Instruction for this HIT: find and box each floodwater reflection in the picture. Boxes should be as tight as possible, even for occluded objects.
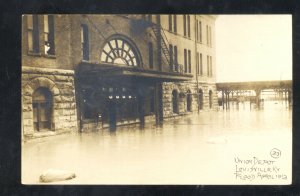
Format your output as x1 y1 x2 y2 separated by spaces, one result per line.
22 101 292 184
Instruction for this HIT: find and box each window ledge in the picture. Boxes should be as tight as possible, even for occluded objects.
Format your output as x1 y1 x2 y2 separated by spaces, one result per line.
27 52 42 57
43 54 56 59
27 52 56 59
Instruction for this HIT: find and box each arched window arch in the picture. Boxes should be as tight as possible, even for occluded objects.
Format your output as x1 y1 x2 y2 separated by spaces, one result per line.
100 38 139 66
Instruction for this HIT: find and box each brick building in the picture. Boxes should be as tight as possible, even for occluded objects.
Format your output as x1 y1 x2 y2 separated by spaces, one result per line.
21 14 218 140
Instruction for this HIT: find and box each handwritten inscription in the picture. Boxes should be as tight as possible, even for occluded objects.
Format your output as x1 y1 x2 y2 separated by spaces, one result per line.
234 156 287 181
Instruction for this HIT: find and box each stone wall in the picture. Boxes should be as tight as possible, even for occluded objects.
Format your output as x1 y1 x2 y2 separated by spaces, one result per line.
162 81 218 118
22 66 77 140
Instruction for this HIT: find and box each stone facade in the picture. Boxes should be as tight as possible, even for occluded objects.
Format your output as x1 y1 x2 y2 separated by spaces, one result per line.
162 81 218 118
22 67 77 140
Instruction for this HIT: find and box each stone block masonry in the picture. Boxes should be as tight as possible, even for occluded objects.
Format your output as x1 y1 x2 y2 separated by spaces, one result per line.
22 67 78 140
162 81 218 118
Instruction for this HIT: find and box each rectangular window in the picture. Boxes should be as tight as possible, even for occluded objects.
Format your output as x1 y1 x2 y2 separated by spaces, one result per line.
173 15 177 33
81 24 89 61
209 26 212 46
168 15 172 31
200 53 203 75
188 50 191 73
196 52 199 74
210 56 213 76
196 20 199 42
199 21 202 43
184 49 187 73
148 42 153 69
27 15 39 53
207 55 210 76
206 25 209 45
174 46 178 71
169 44 173 71
183 15 186 36
44 15 55 55
187 15 190 38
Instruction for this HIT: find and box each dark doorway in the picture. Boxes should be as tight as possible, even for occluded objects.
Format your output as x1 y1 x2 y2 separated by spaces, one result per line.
209 90 213 109
172 90 178 114
198 89 203 110
108 100 117 131
187 89 192 112
32 87 53 132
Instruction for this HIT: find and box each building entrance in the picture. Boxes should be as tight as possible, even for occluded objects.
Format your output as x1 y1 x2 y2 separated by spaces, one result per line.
79 77 153 131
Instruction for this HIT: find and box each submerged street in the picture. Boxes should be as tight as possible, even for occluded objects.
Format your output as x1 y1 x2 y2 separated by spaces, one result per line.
22 101 292 184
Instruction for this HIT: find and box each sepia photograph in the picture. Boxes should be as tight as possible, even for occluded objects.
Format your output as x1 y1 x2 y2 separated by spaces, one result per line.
21 14 292 185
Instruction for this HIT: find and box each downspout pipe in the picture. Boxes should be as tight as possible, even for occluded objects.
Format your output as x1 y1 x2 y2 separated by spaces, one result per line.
194 15 200 114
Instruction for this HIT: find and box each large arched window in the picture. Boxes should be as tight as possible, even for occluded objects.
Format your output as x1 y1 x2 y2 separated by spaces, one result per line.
101 38 139 66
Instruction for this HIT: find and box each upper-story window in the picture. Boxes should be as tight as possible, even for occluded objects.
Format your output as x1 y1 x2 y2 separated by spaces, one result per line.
184 49 187 73
188 50 191 73
183 15 190 38
196 20 202 43
209 26 212 46
207 55 210 76
44 15 55 55
206 25 209 45
27 15 39 53
200 53 203 75
148 42 153 69
169 44 173 71
206 25 212 47
207 55 213 77
101 38 139 66
210 56 213 76
174 45 178 71
199 21 202 43
168 15 177 33
187 15 190 38
196 52 199 74
196 52 203 75
81 24 89 61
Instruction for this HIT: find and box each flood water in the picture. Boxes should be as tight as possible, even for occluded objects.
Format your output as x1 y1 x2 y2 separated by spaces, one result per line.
22 100 292 185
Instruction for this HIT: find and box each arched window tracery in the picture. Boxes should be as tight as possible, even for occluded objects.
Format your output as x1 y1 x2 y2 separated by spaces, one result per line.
101 38 139 66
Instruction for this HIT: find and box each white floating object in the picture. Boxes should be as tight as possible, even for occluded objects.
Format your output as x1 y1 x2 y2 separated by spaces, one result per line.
39 168 76 183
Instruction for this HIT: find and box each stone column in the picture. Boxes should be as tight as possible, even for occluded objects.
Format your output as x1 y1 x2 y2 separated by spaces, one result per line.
222 90 224 110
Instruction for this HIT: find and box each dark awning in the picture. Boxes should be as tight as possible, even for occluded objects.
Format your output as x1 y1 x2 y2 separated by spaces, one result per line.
77 61 193 82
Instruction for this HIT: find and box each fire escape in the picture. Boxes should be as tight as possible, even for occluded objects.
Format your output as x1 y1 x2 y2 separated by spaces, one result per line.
150 23 184 74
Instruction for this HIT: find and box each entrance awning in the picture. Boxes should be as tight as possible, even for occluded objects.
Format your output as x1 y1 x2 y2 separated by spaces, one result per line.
77 61 193 82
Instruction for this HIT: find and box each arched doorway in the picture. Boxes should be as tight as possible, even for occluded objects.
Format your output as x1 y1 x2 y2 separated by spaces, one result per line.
209 90 213 109
198 89 203 110
32 87 53 132
187 89 192 112
172 90 178 114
